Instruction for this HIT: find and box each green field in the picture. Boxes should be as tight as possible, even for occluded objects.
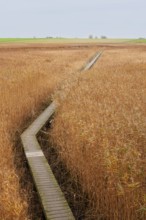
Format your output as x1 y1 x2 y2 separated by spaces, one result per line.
0 38 139 44
131 38 146 43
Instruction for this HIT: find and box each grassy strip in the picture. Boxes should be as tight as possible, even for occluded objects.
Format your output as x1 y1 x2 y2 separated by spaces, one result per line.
131 39 146 43
0 38 133 44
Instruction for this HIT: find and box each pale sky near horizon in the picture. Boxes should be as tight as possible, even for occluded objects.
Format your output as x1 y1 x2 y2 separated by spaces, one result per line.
0 0 145 38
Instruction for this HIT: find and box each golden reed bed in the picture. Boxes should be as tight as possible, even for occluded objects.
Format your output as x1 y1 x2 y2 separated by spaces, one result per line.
50 47 146 220
0 45 94 220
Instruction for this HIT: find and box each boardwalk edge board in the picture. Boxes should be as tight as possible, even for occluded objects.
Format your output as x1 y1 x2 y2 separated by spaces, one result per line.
21 51 102 220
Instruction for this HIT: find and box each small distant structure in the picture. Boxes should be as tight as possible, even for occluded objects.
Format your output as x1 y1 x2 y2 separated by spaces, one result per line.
89 34 93 39
101 36 107 39
46 36 53 39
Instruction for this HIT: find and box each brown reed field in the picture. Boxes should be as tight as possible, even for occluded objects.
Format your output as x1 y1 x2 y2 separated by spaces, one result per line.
50 47 146 219
0 44 95 220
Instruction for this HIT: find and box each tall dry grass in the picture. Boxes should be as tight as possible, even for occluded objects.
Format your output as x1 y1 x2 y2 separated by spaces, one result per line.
0 45 95 220
50 48 146 219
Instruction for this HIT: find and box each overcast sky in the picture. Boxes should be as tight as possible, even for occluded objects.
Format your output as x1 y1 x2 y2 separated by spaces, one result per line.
0 0 145 38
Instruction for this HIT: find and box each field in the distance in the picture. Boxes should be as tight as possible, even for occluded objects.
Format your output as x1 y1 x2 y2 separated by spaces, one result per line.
0 44 96 220
0 37 140 44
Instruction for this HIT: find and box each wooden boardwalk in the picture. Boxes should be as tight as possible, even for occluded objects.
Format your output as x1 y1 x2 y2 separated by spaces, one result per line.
21 51 102 220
